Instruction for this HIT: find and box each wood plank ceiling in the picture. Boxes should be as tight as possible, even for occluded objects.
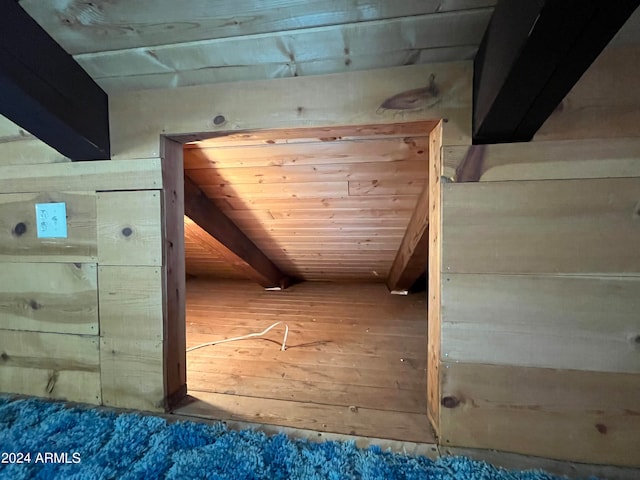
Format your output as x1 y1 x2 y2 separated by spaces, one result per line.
10 1 640 283
13 0 498 284
19 0 497 94
184 122 436 282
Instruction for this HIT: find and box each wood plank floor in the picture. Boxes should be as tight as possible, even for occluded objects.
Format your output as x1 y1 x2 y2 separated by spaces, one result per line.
176 278 434 443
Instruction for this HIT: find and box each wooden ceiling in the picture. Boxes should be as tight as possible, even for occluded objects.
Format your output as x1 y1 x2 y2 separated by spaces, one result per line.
184 122 436 282
9 1 640 284
18 0 496 93
14 0 491 284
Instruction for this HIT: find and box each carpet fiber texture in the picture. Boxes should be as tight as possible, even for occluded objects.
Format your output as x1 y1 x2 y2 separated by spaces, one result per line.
0 396 576 479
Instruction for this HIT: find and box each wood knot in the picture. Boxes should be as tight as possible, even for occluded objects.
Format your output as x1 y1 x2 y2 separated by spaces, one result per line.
121 227 133 237
595 423 608 434
441 396 460 408
213 115 226 126
0 352 9 361
12 222 27 236
29 299 42 310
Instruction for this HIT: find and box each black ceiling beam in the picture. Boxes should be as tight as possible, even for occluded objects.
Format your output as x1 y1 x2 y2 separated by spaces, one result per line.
0 0 110 160
473 0 639 144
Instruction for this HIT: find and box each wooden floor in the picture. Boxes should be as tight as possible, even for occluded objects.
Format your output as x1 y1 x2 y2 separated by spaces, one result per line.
175 278 434 443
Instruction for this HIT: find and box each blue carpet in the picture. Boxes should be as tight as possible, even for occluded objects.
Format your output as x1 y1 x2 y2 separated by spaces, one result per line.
0 395 577 479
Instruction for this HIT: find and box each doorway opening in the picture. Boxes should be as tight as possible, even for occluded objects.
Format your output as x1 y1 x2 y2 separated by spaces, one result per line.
163 121 438 444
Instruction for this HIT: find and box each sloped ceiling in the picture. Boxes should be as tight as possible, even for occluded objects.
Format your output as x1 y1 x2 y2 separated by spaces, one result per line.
18 0 497 93
183 122 436 282
11 1 640 283
13 0 498 283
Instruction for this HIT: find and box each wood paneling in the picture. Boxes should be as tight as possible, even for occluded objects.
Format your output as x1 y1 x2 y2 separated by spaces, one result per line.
186 139 431 165
443 137 640 182
438 122 640 467
348 179 425 196
440 362 640 467
0 158 162 193
535 46 640 142
66 9 489 94
161 139 187 407
21 1 496 55
100 337 164 411
98 266 163 341
185 122 437 147
0 137 67 166
97 190 162 266
442 274 640 373
442 177 640 275
187 160 427 185
183 122 437 281
109 63 472 160
0 115 32 139
0 329 100 404
0 263 97 335
178 391 433 444
0 191 96 262
224 196 420 211
427 123 443 433
182 279 432 442
108 61 471 283
201 181 349 200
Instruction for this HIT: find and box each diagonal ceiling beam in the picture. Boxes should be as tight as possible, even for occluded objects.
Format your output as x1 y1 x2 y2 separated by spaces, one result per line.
0 1 110 160
386 127 439 293
386 183 429 294
184 176 289 289
473 0 639 144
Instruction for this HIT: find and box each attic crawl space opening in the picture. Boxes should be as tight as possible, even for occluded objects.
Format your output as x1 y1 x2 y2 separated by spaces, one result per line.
169 121 439 442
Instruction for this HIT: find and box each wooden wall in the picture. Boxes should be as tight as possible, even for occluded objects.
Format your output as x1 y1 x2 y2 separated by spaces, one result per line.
0 159 172 410
108 61 470 428
3 41 637 468
1 62 471 417
435 44 640 467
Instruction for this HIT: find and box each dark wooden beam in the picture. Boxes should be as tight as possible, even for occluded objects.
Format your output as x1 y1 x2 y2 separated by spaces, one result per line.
473 0 639 144
184 176 289 289
0 1 109 160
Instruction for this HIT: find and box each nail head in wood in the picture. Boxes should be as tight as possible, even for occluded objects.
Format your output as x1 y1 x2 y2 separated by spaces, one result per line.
13 222 27 236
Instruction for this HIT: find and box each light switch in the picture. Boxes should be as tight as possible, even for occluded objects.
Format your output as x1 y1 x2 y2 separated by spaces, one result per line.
35 202 68 238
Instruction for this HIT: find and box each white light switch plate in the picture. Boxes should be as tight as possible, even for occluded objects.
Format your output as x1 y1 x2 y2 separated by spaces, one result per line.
35 202 68 238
